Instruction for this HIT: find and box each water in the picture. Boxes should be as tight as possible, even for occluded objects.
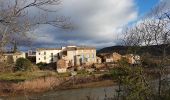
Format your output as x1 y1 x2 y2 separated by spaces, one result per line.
1 86 117 100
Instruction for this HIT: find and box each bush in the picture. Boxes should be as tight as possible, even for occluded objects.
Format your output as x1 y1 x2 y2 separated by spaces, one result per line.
36 62 48 70
15 58 33 71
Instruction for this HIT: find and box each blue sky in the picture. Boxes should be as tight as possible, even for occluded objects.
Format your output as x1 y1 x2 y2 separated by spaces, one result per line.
23 0 163 50
136 0 160 16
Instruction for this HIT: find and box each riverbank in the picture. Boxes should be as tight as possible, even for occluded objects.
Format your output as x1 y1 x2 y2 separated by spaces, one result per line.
0 74 115 97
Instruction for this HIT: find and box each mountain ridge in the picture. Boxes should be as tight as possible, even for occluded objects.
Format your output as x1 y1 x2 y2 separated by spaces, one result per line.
97 45 170 56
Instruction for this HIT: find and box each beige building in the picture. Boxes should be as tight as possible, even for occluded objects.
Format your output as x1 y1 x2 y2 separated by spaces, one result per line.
0 52 26 63
61 46 96 66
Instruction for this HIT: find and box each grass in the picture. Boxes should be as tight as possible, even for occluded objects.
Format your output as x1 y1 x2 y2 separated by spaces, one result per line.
0 71 58 82
0 69 112 82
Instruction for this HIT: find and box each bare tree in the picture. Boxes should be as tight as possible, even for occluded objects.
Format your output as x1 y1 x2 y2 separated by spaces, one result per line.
123 14 170 98
0 0 71 53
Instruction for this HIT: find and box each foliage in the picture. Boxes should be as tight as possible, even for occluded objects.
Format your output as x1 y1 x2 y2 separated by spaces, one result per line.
15 58 33 72
113 58 152 100
36 62 48 70
0 71 58 82
141 53 161 68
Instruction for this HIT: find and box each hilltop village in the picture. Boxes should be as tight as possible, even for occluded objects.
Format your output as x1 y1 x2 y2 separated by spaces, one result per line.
0 45 140 74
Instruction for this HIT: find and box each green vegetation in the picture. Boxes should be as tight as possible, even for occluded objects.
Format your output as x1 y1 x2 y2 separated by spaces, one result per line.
36 62 48 70
14 58 33 72
0 71 58 82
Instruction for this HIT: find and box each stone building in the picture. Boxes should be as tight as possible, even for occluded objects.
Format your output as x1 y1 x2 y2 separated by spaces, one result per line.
101 52 122 63
0 52 26 63
96 56 102 64
56 59 69 73
123 54 140 64
112 52 122 62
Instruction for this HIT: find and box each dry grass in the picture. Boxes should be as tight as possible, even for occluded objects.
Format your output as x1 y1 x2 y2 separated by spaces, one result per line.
0 76 69 96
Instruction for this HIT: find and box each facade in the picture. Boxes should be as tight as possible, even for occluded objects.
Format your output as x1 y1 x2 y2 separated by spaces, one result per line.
0 52 26 63
112 52 122 62
61 46 96 66
56 59 69 73
36 46 97 66
103 53 114 63
123 54 141 64
36 48 62 64
96 57 102 64
99 52 122 63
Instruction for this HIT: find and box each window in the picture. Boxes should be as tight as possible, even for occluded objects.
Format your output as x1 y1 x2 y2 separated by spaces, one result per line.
92 54 94 58
39 58 40 60
51 58 53 62
44 52 46 55
44 56 46 60
51 53 53 56
39 52 41 55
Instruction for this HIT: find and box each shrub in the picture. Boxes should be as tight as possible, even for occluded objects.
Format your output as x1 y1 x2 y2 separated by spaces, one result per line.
36 62 48 70
15 58 33 71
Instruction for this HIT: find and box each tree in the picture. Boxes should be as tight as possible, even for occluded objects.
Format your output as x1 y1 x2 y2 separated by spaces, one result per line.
112 58 152 100
15 58 33 71
122 13 170 98
0 0 71 53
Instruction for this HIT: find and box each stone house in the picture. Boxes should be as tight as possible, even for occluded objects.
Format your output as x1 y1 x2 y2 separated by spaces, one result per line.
0 52 26 63
112 52 122 62
56 59 69 73
102 52 122 63
104 54 114 63
96 56 102 64
123 54 141 64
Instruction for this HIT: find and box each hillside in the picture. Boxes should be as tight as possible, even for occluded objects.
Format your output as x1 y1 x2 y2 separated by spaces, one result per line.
97 45 170 56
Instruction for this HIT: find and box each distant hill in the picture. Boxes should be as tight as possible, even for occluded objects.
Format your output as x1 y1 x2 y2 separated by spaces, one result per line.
97 45 170 56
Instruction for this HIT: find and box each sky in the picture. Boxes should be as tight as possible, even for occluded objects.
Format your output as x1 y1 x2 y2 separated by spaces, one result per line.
26 0 161 50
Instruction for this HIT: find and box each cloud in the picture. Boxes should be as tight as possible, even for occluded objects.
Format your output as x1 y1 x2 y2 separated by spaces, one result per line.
30 0 138 49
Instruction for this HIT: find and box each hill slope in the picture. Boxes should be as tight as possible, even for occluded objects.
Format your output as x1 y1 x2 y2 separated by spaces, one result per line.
97 45 170 56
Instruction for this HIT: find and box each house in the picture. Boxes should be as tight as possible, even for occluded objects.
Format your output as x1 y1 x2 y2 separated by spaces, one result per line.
96 56 102 64
36 48 62 64
104 54 113 63
61 46 96 66
123 54 140 64
56 59 69 73
0 52 26 63
112 52 122 62
102 52 122 63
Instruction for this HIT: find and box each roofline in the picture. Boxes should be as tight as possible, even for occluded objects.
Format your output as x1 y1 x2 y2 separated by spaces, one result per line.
36 48 62 51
